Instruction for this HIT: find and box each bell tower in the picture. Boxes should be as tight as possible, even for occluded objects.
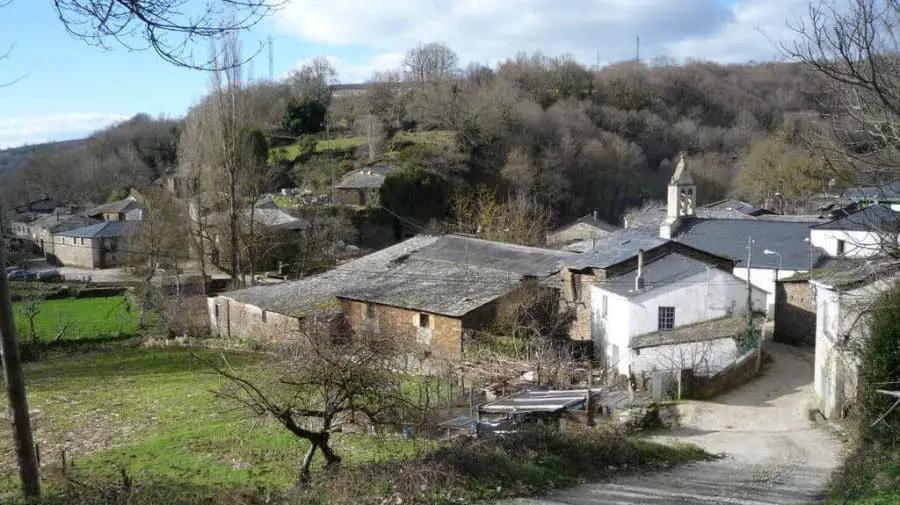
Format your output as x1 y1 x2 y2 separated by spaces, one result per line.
660 152 695 239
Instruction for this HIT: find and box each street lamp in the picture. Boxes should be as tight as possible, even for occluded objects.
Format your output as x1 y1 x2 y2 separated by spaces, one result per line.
763 249 782 281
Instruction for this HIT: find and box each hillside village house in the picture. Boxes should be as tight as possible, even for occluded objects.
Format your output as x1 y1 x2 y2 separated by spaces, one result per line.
589 249 766 377
332 164 395 206
547 211 618 250
208 235 576 360
809 205 900 258
810 261 900 419
52 221 140 269
85 194 143 221
615 154 829 313
841 180 900 211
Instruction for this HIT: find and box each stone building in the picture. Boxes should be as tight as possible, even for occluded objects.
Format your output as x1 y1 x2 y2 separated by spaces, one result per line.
52 221 139 268
546 211 618 250
773 276 817 346
208 234 576 360
332 164 395 207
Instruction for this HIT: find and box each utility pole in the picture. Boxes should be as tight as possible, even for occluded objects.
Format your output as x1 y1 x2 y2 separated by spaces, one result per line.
0 210 41 499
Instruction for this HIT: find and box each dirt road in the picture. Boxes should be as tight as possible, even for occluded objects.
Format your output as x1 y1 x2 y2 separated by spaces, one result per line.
504 343 844 505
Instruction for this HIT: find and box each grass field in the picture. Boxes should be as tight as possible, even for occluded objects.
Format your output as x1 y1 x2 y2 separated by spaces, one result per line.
273 137 367 162
1 346 709 504
0 348 436 502
13 296 144 342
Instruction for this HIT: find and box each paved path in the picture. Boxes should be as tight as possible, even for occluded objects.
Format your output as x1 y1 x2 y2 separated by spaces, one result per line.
503 343 844 505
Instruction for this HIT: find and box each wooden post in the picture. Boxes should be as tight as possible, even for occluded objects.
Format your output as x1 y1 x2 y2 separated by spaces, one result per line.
0 230 41 499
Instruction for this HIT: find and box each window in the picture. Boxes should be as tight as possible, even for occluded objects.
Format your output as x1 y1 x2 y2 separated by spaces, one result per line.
214 304 219 319
658 306 675 331
418 313 430 328
260 310 267 323
366 303 377 319
601 295 608 317
836 239 846 256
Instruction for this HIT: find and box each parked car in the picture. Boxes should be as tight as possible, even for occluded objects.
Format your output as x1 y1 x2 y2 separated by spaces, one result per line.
34 269 62 282
6 268 36 281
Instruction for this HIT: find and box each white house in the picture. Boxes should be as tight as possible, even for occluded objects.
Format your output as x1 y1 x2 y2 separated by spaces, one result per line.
590 250 767 377
809 205 900 258
810 261 900 419
653 154 827 313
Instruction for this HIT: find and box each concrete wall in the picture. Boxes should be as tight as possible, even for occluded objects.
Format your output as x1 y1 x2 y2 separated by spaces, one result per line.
774 280 816 346
810 228 895 258
813 285 844 419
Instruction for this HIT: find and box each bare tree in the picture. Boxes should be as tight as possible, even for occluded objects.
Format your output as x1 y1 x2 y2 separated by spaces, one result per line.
452 187 553 247
368 69 406 129
207 316 424 484
17 293 41 344
178 33 264 287
288 56 338 105
403 42 459 84
786 0 900 182
49 0 285 69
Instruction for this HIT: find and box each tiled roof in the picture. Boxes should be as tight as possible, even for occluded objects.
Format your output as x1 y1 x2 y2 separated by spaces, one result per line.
811 205 900 232
631 316 753 349
334 164 395 189
85 197 140 217
568 229 669 269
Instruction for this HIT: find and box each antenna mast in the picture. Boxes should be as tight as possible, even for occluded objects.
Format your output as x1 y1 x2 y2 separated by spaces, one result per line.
268 35 274 82
636 35 640 62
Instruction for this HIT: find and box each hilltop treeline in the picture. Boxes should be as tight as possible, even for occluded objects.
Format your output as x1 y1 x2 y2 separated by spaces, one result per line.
0 46 836 222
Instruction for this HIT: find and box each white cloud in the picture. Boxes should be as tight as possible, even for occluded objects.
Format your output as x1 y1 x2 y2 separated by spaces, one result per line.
665 0 810 63
0 113 128 149
275 0 809 77
289 53 405 84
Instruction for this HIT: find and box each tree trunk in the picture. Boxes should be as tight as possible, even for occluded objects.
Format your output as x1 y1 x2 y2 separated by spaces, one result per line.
295 431 341 486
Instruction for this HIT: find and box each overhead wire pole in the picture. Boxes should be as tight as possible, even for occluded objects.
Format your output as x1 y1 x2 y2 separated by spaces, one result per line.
0 205 41 499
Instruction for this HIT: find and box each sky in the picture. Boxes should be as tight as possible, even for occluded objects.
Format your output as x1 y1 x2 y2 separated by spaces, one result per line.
0 0 813 149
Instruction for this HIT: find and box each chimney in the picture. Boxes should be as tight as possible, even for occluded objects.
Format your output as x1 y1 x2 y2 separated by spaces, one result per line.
635 249 645 291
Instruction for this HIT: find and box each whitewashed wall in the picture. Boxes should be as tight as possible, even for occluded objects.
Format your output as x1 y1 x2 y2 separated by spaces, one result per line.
591 267 766 376
810 229 896 258
631 337 738 376
732 267 801 314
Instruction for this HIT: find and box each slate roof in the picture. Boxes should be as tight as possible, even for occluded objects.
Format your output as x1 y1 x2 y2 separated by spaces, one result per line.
811 204 900 232
243 208 309 231
337 256 523 316
413 235 577 277
841 180 900 201
673 218 825 270
568 229 668 269
809 259 900 290
334 164 395 189
222 234 571 317
594 252 714 299
623 204 755 230
29 214 100 234
630 316 751 349
702 199 771 216
85 197 141 217
552 213 618 235
55 220 140 239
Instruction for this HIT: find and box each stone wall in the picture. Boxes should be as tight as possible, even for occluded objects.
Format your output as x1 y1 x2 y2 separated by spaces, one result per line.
208 296 306 344
774 280 816 346
338 299 464 360
333 188 365 206
53 236 101 268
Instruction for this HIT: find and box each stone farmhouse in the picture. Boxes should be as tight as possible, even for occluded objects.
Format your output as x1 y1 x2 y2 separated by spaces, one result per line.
208 235 577 360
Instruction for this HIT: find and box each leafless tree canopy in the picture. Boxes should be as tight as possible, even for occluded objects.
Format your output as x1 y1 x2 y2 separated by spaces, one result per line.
51 0 285 69
786 0 900 181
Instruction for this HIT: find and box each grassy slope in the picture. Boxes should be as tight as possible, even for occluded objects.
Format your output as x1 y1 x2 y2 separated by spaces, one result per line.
0 348 435 501
13 296 143 341
3 346 709 504
275 137 367 162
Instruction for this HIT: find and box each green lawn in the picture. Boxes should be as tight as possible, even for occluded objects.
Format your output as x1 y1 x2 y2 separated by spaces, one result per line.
272 137 367 162
0 348 436 502
13 296 144 342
